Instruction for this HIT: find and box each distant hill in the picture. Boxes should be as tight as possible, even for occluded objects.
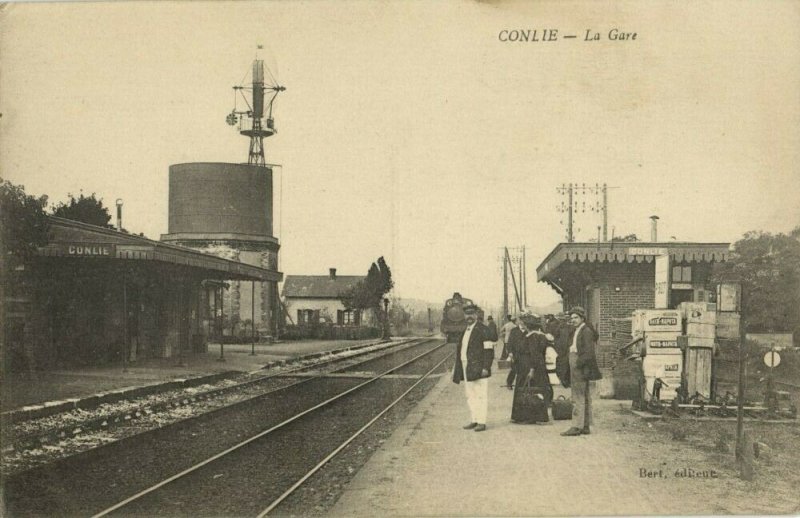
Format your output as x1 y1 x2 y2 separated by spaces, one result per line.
390 297 440 315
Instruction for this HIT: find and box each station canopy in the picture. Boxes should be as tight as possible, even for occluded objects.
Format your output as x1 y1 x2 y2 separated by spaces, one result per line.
37 217 282 282
537 242 730 291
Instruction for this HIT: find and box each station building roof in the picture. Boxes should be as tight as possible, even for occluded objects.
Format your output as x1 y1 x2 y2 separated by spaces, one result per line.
537 242 730 283
37 217 282 282
283 274 365 299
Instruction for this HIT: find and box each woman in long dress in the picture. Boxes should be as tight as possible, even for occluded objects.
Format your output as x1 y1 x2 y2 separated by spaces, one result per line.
511 314 553 423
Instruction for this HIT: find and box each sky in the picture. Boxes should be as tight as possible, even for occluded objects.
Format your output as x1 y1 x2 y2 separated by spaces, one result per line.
2 1 799 312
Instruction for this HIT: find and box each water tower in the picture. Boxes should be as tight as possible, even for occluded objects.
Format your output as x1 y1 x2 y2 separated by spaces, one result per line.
161 55 285 337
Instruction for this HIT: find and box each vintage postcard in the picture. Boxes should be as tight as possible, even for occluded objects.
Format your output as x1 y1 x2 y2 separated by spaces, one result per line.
1 1 798 516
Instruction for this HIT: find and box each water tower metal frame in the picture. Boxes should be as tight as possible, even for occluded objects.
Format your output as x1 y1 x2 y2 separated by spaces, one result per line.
227 57 285 166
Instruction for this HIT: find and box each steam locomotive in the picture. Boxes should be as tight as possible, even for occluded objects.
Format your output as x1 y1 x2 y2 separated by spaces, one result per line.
440 292 475 343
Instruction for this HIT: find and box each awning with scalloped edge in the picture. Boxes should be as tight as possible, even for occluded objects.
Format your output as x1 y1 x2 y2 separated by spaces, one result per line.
537 242 730 282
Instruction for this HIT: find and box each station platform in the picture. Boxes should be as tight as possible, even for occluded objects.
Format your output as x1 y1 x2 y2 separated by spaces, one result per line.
1 338 392 413
331 362 728 517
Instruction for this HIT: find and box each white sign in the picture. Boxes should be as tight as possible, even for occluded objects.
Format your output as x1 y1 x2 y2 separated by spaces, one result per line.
655 254 670 309
629 247 668 256
764 350 781 368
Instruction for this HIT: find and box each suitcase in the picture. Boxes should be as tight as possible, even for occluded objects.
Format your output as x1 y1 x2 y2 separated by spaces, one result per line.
511 382 550 423
497 359 511 370
552 395 574 420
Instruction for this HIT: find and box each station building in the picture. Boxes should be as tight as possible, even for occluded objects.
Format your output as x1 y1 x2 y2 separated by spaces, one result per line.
282 268 374 327
5 216 281 372
281 268 383 342
536 241 730 394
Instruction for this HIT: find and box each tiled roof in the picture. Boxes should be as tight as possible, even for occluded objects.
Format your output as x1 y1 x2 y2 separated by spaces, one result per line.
282 275 365 298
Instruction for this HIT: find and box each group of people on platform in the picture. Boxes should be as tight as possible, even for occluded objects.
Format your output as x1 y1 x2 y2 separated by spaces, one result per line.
452 304 602 436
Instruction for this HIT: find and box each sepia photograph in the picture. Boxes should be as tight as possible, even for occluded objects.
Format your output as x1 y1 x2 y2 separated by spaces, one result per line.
1 1 799 516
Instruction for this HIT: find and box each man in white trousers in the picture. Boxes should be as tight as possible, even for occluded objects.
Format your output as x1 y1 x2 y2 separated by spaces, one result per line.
452 304 495 432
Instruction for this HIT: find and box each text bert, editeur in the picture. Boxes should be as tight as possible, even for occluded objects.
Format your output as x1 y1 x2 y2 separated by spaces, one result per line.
639 468 719 479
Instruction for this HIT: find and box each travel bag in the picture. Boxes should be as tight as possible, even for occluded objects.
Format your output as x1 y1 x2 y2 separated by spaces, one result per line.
511 381 550 423
552 395 574 420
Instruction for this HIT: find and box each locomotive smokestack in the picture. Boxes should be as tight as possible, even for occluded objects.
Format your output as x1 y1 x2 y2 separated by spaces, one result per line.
650 215 659 242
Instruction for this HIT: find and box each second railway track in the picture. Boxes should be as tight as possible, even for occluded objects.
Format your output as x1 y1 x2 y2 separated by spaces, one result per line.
4 337 454 517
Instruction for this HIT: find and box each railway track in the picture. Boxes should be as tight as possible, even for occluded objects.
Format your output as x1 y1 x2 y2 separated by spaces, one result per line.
3 338 453 516
774 380 800 391
2 338 423 456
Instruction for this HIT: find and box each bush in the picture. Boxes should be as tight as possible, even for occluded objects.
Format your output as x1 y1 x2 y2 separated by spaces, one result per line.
282 325 381 341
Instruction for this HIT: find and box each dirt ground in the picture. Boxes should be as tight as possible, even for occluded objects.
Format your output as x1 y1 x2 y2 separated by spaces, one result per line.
609 403 800 515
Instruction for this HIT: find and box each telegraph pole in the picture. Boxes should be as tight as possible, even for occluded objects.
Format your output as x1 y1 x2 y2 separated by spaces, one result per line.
505 248 522 311
557 183 575 242
557 182 614 242
521 246 527 308
602 183 608 242
503 253 508 320
568 184 574 242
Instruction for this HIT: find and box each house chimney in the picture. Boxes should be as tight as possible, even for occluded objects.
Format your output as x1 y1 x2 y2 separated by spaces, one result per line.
329 268 337 280
650 215 659 242
115 199 123 231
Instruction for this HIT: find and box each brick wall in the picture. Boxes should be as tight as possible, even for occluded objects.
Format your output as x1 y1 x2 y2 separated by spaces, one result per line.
559 262 655 369
595 262 654 367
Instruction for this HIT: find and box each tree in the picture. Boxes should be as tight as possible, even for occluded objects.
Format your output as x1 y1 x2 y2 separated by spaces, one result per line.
612 233 639 242
1 179 50 374
51 192 113 228
340 256 394 321
388 302 411 333
711 227 800 343
0 178 50 269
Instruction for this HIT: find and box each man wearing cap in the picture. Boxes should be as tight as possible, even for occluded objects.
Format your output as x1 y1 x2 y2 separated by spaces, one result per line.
453 304 495 432
561 306 602 436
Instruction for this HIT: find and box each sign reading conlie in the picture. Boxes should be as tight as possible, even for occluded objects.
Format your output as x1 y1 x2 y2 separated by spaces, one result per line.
61 243 116 257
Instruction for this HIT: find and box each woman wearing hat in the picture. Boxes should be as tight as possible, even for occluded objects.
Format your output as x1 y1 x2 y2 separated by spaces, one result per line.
510 313 553 424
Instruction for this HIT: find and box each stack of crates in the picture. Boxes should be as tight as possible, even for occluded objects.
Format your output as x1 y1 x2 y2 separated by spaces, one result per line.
633 309 683 401
680 302 717 398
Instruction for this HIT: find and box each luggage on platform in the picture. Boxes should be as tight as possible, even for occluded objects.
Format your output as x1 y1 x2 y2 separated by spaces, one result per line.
511 381 550 423
552 395 574 420
497 359 511 370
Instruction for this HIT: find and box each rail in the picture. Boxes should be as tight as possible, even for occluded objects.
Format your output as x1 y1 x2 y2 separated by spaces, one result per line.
90 339 449 517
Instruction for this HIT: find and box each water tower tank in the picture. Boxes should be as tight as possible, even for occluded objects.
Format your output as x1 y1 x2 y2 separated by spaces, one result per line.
166 162 273 241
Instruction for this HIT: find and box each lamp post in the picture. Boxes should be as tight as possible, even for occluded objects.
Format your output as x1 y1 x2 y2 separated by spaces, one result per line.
382 297 390 341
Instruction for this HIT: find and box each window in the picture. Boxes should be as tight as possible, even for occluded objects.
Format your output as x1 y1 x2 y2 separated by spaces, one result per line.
297 309 315 325
337 309 360 325
672 265 692 283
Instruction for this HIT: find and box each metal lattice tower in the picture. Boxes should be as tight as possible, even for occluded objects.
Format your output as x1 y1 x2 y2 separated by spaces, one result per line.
227 56 285 166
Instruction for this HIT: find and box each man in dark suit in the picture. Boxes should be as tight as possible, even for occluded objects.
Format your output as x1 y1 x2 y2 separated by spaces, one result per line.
561 306 603 436
452 304 495 432
548 313 572 388
486 315 498 342
503 319 524 389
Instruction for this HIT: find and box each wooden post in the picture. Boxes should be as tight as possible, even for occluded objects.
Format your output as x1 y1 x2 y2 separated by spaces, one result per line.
216 285 225 362
176 279 187 368
251 280 256 355
122 271 128 373
735 284 750 479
